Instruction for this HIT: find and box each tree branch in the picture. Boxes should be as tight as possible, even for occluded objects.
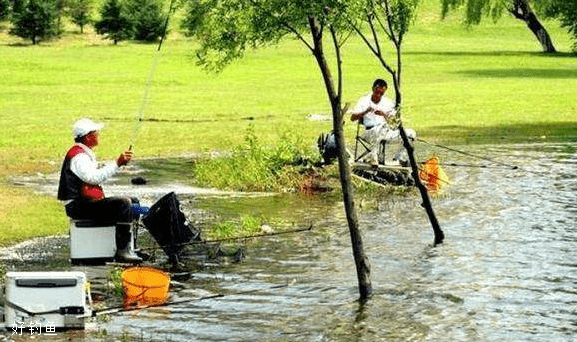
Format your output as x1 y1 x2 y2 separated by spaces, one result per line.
345 13 380 57
283 22 315 52
367 12 384 56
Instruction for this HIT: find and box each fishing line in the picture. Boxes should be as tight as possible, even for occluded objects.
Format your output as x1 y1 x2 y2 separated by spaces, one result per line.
417 138 520 169
421 162 515 170
129 0 177 150
417 138 553 176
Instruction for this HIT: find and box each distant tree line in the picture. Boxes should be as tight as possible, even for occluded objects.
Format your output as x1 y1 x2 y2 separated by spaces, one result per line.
1 0 576 52
0 0 166 44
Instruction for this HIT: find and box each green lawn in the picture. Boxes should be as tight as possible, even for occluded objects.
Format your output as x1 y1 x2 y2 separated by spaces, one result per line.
0 3 576 244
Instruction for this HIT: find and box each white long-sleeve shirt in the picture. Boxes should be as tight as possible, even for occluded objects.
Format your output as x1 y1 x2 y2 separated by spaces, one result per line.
352 93 396 129
69 143 118 185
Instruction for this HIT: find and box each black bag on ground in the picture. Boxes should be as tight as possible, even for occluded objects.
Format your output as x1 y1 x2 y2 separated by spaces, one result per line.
317 131 337 165
142 192 200 260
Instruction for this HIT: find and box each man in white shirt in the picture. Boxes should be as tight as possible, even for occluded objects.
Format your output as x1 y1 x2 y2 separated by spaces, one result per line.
350 79 416 166
57 118 141 262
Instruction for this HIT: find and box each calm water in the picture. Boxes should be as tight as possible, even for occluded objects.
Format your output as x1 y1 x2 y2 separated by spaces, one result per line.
75 143 577 341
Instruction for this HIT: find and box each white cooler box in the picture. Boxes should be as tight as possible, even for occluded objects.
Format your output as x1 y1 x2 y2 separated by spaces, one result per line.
4 271 90 330
69 219 116 264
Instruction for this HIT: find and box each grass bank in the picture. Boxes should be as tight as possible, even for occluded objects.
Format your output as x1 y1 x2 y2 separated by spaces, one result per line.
0 3 576 244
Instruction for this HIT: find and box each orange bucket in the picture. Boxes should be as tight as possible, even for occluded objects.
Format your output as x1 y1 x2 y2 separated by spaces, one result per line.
122 267 170 307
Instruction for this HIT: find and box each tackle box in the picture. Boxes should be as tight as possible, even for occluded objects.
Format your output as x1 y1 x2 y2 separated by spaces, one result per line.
3 271 90 330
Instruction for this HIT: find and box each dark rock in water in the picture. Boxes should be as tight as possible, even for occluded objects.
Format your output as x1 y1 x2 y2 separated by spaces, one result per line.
232 247 246 263
131 177 147 185
172 272 192 281
353 168 414 187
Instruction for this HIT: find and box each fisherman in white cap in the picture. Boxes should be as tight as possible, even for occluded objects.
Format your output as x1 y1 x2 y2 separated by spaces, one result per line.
57 118 142 262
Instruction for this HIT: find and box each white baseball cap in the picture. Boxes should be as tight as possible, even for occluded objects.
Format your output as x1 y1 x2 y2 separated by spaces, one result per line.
72 118 104 138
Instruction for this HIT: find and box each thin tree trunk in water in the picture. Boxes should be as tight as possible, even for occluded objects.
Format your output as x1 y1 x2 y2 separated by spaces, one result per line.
308 16 372 301
510 0 556 53
357 0 443 245
398 124 444 245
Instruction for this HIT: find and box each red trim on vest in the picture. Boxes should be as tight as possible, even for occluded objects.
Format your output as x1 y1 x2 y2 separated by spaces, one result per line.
81 183 105 201
66 145 85 160
65 145 105 201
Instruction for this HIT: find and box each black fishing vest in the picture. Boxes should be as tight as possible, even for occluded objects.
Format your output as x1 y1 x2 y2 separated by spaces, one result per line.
57 145 86 201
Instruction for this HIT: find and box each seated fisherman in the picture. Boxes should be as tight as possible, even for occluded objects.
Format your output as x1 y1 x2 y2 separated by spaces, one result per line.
57 118 142 262
350 78 416 166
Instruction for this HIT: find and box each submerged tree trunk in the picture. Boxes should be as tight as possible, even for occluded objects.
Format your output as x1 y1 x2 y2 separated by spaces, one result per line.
510 0 556 53
308 16 372 301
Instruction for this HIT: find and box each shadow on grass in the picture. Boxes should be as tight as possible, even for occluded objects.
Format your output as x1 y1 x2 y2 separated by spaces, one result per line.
456 68 577 79
419 121 577 145
405 50 576 59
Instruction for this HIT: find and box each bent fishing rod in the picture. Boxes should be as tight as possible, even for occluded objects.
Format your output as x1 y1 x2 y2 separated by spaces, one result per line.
129 0 177 150
80 282 293 318
139 224 314 253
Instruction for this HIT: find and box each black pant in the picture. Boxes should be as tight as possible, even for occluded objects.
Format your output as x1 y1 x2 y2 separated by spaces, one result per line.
65 197 139 249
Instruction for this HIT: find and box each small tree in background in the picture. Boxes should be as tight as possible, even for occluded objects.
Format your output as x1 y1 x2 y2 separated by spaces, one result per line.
183 0 374 301
0 0 10 22
347 0 444 245
68 0 93 33
125 0 165 42
94 0 131 44
538 0 577 52
10 0 58 44
12 0 26 14
441 0 556 53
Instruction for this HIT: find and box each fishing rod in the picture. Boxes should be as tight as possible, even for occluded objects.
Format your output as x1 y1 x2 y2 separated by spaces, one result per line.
80 282 293 318
129 0 177 150
139 224 314 252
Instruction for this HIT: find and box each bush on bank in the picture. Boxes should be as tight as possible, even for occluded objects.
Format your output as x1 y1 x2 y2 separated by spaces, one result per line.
192 125 323 192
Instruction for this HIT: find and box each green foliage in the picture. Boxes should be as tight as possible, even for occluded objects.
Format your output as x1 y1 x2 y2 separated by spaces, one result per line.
107 267 125 298
181 0 257 71
12 0 25 15
193 124 319 192
388 0 421 38
125 0 165 42
181 0 350 72
94 0 132 44
359 0 420 43
0 0 10 21
540 0 577 51
441 0 514 24
9 0 58 44
67 0 93 33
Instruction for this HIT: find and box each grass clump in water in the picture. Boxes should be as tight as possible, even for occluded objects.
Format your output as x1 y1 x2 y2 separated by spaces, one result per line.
193 124 322 192
205 215 263 241
107 267 125 299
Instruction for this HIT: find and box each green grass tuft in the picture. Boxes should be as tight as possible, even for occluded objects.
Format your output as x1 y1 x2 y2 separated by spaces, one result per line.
193 124 321 192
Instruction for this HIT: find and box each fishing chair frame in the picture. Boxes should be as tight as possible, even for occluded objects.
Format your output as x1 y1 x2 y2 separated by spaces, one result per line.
353 121 387 165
